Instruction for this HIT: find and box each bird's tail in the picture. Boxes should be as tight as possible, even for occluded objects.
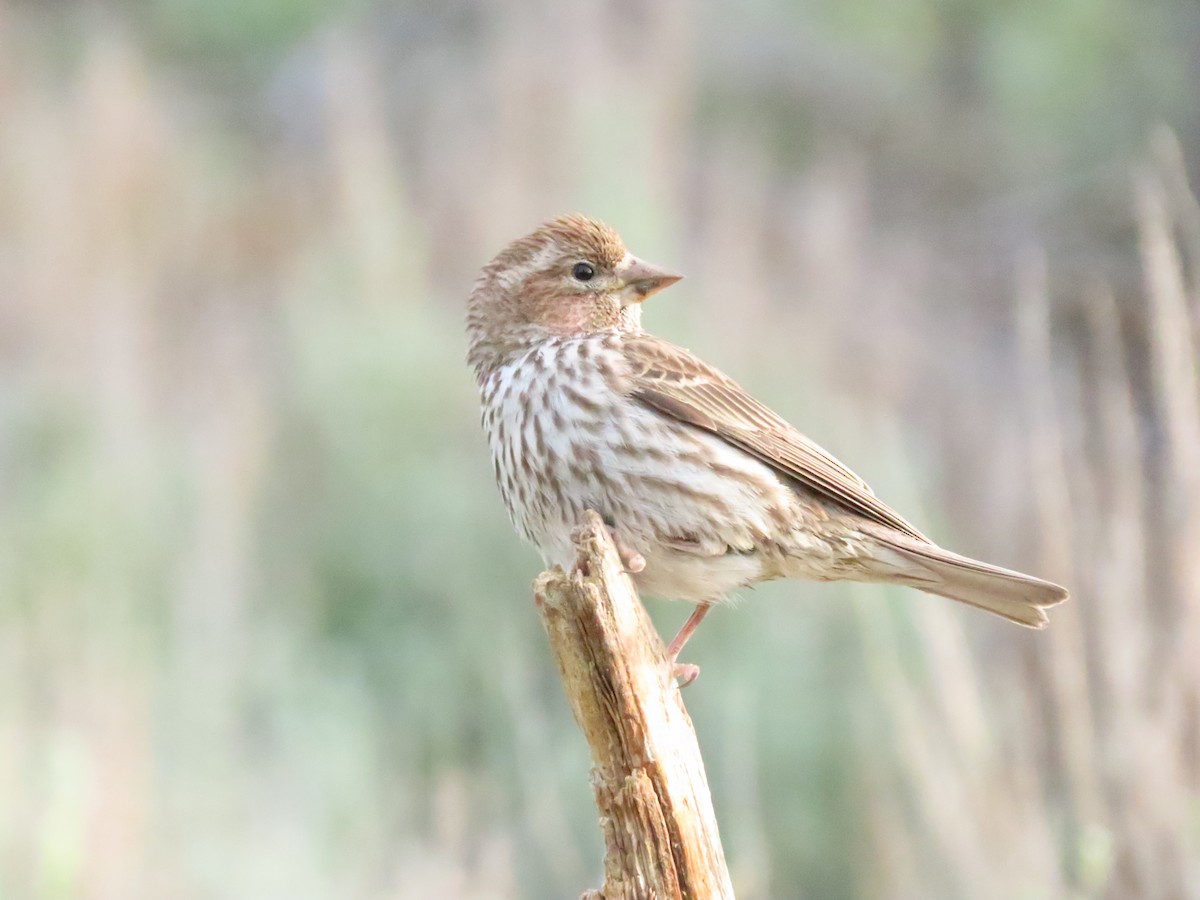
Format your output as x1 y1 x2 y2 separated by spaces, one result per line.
864 529 1068 629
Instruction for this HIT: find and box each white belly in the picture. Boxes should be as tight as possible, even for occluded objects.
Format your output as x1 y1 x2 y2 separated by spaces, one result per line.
480 337 807 602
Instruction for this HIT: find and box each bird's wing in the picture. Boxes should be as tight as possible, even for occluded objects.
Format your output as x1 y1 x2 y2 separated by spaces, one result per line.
622 333 929 542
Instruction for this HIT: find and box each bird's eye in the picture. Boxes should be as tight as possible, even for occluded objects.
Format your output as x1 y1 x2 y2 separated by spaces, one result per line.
572 262 595 282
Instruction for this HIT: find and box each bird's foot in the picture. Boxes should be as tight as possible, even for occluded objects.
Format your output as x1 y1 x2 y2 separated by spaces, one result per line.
672 662 701 688
604 524 646 574
614 540 646 575
571 517 646 575
664 603 713 690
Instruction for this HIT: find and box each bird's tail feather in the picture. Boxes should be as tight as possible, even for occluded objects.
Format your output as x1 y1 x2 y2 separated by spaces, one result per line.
865 530 1068 629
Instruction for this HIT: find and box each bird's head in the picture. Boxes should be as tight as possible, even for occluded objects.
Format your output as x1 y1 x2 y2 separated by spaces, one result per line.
467 214 682 379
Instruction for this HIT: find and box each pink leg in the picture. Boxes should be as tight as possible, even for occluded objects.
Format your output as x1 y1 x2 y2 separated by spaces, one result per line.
666 603 712 687
610 532 646 574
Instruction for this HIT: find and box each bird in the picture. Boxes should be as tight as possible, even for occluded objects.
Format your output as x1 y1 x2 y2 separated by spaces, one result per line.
467 214 1068 682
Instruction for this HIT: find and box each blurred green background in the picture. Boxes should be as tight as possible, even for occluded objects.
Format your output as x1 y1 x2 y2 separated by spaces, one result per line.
2 1 1199 897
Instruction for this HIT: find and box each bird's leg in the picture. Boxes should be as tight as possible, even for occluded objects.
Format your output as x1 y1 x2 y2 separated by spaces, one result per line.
666 602 712 687
598 516 645 574
666 602 712 658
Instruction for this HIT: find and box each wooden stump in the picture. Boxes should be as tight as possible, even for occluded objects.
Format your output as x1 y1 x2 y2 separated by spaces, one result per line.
534 511 735 900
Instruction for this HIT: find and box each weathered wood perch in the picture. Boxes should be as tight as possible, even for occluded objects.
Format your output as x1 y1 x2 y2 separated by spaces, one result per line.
534 511 735 900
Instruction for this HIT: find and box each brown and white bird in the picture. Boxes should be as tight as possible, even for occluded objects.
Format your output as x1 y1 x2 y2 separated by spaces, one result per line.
467 214 1067 679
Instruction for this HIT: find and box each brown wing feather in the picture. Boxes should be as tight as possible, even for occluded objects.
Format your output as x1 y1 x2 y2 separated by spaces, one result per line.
622 333 929 542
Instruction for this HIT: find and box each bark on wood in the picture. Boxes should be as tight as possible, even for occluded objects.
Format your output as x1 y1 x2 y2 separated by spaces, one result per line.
533 511 735 900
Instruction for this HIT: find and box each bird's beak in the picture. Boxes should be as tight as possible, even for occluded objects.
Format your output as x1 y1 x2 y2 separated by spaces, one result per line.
617 255 683 305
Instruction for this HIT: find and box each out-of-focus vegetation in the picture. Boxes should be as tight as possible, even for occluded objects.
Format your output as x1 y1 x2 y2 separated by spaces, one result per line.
1 1 1199 898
